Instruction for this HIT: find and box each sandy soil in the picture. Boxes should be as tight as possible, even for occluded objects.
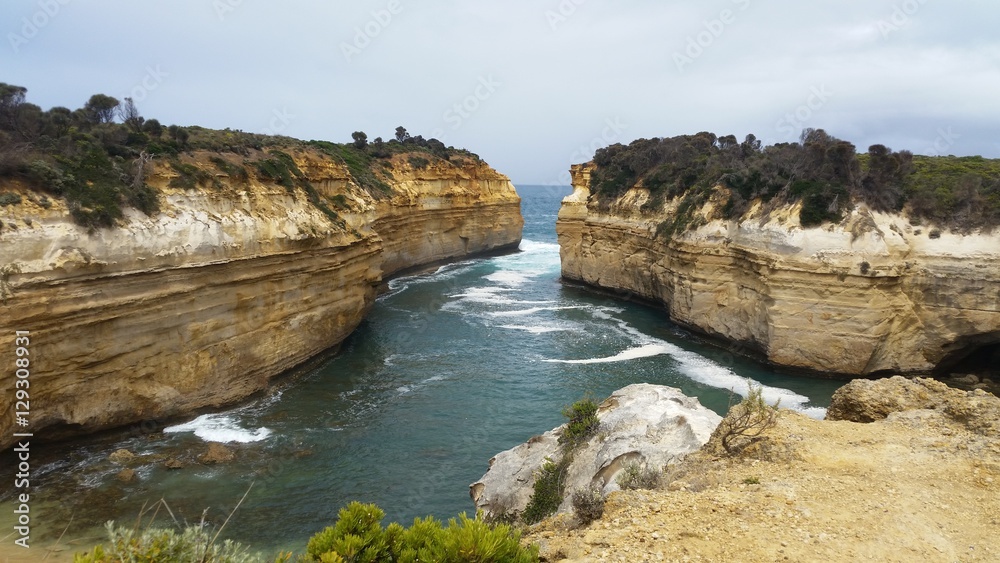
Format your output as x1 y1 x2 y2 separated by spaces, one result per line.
525 408 1000 562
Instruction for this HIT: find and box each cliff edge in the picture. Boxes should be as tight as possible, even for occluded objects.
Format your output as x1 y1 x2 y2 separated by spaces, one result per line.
558 162 1000 377
0 146 522 449
524 378 1000 562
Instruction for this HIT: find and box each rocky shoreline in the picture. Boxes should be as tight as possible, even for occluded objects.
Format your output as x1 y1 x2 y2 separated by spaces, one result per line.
499 377 1000 561
0 149 523 449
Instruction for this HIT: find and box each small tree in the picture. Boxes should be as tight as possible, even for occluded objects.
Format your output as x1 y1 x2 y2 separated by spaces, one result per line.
715 380 779 455
394 125 409 143
118 97 144 132
351 130 368 150
84 93 119 124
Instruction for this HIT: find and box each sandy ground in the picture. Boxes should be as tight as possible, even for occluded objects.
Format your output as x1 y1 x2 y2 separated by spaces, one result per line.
525 409 1000 562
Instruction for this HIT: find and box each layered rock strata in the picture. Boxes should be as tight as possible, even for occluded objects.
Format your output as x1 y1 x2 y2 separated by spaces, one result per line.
0 151 522 449
557 163 1000 377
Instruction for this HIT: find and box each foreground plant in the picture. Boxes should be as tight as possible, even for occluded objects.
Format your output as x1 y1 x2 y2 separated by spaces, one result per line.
74 521 287 563
304 501 538 562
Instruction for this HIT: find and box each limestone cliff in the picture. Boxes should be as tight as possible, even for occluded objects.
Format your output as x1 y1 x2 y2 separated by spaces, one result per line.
558 163 1000 377
0 149 521 449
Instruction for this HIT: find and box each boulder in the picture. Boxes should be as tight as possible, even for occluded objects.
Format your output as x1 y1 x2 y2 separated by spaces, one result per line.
198 442 235 464
116 468 137 483
163 458 186 470
826 376 1000 436
108 449 135 464
470 383 721 520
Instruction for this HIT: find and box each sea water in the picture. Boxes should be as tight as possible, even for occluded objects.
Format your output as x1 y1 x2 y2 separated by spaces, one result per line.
1 185 844 556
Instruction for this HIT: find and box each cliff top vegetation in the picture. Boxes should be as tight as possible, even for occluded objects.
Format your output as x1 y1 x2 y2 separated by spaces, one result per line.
587 130 1000 234
0 83 480 230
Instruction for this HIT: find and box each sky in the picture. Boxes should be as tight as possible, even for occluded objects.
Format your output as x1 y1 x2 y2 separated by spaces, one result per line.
3 0 999 184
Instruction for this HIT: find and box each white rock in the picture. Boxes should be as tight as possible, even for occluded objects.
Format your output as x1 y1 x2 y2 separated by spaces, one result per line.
469 383 722 519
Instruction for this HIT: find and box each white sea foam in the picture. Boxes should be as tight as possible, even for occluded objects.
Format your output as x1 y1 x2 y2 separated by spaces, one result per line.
164 414 272 443
499 324 573 334
546 309 827 418
397 374 448 395
544 343 670 364
490 306 583 317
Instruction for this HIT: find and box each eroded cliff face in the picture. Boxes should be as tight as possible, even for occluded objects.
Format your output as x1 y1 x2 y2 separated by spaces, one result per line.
558 163 1000 376
0 150 521 448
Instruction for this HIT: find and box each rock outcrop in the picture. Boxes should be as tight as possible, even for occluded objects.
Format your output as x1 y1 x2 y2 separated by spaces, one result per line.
557 163 1000 377
524 379 1000 562
826 376 1000 435
470 384 721 520
0 150 522 449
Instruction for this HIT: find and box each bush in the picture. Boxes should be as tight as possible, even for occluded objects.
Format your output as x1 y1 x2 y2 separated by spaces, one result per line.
714 380 779 455
571 486 605 525
522 458 568 525
74 521 285 563
616 461 661 490
560 397 600 446
304 501 538 562
0 192 22 206
408 155 430 169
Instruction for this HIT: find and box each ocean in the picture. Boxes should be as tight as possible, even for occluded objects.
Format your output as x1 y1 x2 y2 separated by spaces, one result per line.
2 184 844 557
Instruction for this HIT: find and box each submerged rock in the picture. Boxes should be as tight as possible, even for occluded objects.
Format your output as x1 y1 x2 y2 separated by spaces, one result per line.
116 468 137 483
470 383 721 520
108 449 135 464
198 442 235 464
163 458 186 470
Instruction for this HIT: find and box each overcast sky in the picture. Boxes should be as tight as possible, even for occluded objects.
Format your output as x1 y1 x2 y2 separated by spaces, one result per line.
4 1 998 184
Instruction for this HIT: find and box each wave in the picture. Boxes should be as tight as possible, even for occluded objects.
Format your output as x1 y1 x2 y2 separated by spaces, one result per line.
381 261 478 299
397 374 448 395
499 324 574 334
490 306 584 317
164 414 272 443
545 309 826 418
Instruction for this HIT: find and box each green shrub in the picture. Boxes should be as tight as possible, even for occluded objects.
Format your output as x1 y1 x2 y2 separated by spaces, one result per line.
522 458 568 525
407 155 431 170
304 501 538 562
0 192 22 206
570 486 605 525
616 461 661 490
560 397 600 446
714 380 780 455
74 521 286 563
742 476 761 485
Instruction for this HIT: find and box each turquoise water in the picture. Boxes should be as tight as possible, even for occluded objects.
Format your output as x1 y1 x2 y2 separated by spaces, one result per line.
5 185 844 556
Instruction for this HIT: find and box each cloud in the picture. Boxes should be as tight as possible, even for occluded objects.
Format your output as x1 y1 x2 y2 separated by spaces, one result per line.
3 0 997 183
